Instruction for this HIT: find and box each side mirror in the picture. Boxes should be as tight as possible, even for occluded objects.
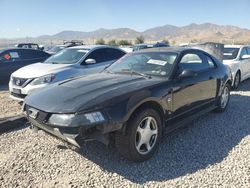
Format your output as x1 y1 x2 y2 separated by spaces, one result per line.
241 54 250 60
85 58 96 64
178 70 197 79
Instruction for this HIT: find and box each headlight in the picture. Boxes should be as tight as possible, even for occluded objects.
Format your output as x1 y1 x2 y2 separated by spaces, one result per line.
48 114 75 126
31 74 56 85
48 111 105 127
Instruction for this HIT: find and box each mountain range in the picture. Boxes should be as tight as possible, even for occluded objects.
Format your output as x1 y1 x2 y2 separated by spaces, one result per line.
1 23 250 45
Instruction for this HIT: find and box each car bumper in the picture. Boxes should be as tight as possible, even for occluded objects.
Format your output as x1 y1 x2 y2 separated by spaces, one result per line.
27 114 123 147
9 81 49 101
29 118 81 147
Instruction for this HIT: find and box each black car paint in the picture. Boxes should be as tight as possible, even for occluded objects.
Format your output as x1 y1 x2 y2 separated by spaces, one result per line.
0 48 50 84
24 48 231 146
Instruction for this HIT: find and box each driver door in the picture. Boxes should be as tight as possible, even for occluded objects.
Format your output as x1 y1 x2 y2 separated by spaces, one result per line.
171 52 217 118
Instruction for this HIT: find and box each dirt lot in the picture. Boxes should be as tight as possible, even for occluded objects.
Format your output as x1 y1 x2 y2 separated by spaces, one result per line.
0 87 22 119
0 81 250 187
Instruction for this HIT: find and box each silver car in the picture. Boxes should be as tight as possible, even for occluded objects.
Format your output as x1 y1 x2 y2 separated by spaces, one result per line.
9 45 126 101
223 45 250 89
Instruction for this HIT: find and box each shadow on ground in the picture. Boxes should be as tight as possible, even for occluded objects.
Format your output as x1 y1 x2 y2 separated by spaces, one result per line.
76 79 250 184
0 116 27 134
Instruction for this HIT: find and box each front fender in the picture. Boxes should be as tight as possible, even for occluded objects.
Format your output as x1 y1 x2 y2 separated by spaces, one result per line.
104 89 164 125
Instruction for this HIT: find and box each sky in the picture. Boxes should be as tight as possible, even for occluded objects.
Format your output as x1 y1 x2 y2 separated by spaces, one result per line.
0 0 250 38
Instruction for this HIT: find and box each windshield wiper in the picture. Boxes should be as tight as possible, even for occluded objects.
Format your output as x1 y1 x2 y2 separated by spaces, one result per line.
120 69 151 78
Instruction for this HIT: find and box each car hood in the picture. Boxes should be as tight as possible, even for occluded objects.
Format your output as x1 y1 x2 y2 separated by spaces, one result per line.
25 73 164 113
12 63 72 78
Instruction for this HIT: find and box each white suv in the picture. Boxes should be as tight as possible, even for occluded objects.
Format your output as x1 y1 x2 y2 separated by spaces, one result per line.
223 45 250 89
9 45 125 101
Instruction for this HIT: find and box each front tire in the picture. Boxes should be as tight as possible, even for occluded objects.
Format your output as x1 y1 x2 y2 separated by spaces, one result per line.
215 83 230 113
115 108 162 162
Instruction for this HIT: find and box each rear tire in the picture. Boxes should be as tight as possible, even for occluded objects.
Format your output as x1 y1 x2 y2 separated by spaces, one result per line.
115 108 162 162
215 83 230 113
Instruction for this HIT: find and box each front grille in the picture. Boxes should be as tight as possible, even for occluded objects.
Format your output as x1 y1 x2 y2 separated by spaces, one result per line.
12 77 32 87
26 105 49 123
37 111 49 123
11 92 27 99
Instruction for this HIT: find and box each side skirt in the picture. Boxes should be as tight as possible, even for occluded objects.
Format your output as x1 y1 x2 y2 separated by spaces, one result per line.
164 104 217 134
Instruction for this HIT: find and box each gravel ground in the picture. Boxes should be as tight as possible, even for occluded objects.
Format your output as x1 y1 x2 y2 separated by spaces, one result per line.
0 86 22 119
0 81 250 187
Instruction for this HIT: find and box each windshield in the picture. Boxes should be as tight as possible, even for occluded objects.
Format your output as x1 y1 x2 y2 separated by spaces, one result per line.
48 46 66 53
44 48 89 64
107 52 177 77
223 48 239 60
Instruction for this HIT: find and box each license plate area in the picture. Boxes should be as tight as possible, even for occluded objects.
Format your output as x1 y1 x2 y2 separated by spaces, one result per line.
12 88 21 94
28 108 39 119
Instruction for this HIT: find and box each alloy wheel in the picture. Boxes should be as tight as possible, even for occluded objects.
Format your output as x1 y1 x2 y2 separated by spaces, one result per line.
135 116 158 155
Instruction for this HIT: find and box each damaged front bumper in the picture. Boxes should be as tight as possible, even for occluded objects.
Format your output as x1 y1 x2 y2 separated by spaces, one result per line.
26 108 123 147
29 118 81 147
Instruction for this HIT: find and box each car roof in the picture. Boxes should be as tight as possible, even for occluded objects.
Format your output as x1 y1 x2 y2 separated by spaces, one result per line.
69 45 123 51
54 44 67 47
0 48 43 52
138 47 199 54
17 43 38 45
134 44 153 46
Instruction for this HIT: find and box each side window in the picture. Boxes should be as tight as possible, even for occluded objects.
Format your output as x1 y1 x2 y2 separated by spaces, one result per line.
206 55 216 68
105 48 126 61
30 44 39 50
85 48 126 64
85 49 106 63
240 48 248 58
246 47 250 55
0 50 21 62
179 53 210 72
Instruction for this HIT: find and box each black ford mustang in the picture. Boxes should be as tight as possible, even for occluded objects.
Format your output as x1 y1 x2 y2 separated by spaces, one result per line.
24 47 232 162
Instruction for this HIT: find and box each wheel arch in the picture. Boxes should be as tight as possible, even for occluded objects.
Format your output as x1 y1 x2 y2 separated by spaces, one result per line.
122 100 166 132
235 69 241 80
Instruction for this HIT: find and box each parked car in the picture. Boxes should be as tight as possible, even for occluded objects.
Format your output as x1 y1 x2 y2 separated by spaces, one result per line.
9 45 126 101
223 45 250 89
24 47 231 162
46 40 85 55
46 45 68 55
63 40 84 47
16 43 44 51
120 46 133 53
133 42 170 52
0 48 50 84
